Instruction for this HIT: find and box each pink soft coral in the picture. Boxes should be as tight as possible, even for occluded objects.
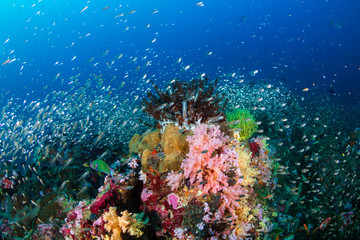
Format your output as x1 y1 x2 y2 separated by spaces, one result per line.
168 124 242 195
140 188 153 202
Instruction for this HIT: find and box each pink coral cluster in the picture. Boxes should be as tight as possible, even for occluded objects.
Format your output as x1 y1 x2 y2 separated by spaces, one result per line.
168 124 242 194
167 124 246 220
163 124 248 232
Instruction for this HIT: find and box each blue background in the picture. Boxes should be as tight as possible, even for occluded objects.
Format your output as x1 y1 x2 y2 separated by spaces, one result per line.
1 0 359 104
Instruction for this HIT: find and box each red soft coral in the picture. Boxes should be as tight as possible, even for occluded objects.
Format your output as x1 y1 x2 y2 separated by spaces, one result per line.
248 141 259 158
141 173 184 235
90 182 122 215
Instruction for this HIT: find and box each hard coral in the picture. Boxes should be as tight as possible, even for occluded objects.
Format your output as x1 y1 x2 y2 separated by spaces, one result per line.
141 77 227 127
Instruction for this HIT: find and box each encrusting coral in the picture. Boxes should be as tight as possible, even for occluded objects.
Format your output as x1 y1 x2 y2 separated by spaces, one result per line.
128 133 141 154
134 124 190 173
138 129 161 154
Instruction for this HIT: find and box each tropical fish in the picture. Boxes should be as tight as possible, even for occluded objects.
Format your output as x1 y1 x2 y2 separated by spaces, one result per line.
319 217 331 230
196 2 204 7
80 6 88 13
2 59 11 65
330 21 343 29
90 159 114 176
239 15 247 22
303 223 309 235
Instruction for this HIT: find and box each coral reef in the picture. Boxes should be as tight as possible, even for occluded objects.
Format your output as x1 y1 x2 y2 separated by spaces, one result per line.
2 75 360 240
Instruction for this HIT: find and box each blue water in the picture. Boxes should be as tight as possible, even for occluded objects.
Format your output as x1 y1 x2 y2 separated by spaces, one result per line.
1 0 359 102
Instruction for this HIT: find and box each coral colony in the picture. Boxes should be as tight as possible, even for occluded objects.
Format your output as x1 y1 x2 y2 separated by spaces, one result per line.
59 77 277 240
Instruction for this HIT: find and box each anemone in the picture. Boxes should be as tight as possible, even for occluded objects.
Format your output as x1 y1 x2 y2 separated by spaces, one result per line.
141 77 227 128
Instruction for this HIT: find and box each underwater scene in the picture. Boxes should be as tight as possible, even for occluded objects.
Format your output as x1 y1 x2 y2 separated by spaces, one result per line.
0 0 360 239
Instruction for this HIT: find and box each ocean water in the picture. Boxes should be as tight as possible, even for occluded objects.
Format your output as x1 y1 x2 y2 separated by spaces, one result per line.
0 0 359 239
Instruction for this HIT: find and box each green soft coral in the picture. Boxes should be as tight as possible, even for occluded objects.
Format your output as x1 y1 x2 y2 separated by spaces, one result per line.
226 109 258 140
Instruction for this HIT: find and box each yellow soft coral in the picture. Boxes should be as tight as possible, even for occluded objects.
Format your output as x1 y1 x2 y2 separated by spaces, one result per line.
235 144 259 186
103 207 129 240
103 207 146 240
232 142 264 236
